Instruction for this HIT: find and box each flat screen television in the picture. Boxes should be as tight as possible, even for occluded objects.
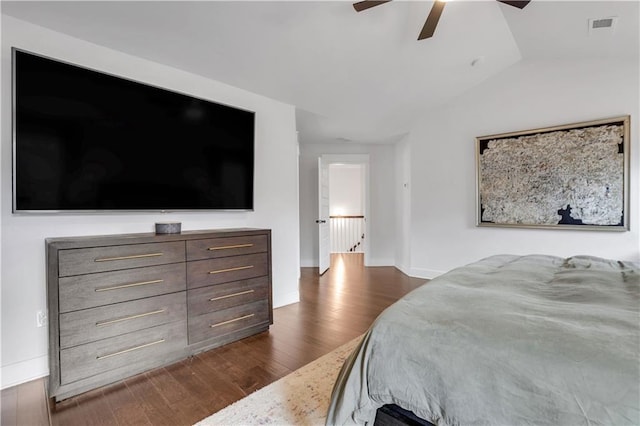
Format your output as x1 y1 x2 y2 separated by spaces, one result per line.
12 48 255 213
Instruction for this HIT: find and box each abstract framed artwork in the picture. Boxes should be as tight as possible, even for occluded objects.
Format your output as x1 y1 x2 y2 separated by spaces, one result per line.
476 116 630 231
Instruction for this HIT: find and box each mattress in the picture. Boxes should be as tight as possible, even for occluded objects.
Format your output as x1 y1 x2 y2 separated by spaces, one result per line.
326 255 640 425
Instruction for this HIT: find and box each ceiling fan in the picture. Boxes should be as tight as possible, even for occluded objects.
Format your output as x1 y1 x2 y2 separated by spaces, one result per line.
353 0 531 40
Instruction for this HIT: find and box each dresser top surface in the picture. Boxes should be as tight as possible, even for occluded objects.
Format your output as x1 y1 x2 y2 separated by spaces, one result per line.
46 228 270 249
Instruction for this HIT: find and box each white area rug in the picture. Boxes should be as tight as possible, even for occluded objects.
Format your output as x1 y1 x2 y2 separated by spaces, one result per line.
194 336 362 426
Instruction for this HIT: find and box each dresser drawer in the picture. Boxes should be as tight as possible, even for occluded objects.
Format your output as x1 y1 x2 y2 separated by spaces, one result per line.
188 300 269 344
186 235 268 261
59 241 185 277
59 263 186 313
186 253 268 290
60 292 186 349
187 277 268 318
60 320 187 385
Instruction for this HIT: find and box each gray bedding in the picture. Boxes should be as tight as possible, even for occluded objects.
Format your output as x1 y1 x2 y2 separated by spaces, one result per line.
326 255 640 425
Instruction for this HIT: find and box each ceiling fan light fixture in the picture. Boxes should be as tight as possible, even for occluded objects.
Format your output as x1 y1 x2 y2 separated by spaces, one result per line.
353 0 391 12
354 0 530 41
418 0 446 40
496 0 531 9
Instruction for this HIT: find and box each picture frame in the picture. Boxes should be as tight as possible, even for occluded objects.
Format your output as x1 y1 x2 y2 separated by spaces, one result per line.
475 116 630 231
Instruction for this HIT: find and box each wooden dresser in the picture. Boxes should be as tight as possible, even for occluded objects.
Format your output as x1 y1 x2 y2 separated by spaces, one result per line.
46 228 272 401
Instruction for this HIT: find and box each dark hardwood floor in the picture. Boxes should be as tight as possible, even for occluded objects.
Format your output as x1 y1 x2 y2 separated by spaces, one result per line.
1 254 427 426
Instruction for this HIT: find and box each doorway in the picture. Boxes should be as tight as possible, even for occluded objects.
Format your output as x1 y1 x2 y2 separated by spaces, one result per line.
317 154 370 273
329 164 365 254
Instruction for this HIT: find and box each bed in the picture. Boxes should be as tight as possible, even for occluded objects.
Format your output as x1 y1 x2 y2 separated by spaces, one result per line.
326 254 640 425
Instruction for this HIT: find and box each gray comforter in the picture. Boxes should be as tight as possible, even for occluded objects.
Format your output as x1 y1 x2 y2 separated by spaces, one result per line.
326 255 640 425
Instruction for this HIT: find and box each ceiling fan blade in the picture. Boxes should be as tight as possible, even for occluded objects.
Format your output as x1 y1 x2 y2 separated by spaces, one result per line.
418 0 446 40
353 0 392 12
496 0 531 9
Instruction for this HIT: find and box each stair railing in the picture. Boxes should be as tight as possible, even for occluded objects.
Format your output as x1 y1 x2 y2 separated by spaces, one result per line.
329 215 365 253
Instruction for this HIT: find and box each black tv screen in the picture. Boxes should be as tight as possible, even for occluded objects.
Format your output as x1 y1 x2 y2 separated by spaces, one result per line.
12 48 255 212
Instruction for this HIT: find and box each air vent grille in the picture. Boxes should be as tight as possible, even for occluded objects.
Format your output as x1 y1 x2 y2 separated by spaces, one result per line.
588 16 618 35
592 18 613 29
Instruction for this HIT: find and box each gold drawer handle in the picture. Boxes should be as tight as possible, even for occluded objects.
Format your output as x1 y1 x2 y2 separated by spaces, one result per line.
209 289 254 302
95 279 164 292
96 309 166 327
96 339 165 360
208 265 253 275
207 244 254 251
210 314 254 329
95 252 163 262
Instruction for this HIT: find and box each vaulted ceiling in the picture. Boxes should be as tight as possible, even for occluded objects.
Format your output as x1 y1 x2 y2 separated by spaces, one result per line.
3 1 638 144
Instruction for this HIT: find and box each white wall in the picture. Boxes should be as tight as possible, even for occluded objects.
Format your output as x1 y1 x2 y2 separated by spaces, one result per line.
0 10 3 391
330 165 363 216
394 136 411 274
408 57 640 278
0 16 300 388
299 142 396 267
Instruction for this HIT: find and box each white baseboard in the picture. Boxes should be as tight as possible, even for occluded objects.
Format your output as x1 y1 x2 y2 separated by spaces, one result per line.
365 258 395 267
300 258 317 267
273 290 300 308
394 263 411 276
1 355 48 390
301 257 395 268
409 267 446 280
300 258 437 279
301 256 395 268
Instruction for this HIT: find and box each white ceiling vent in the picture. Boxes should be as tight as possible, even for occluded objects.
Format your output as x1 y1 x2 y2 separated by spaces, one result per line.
588 17 618 36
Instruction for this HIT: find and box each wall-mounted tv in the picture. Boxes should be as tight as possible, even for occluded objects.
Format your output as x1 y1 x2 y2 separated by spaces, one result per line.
12 48 255 213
